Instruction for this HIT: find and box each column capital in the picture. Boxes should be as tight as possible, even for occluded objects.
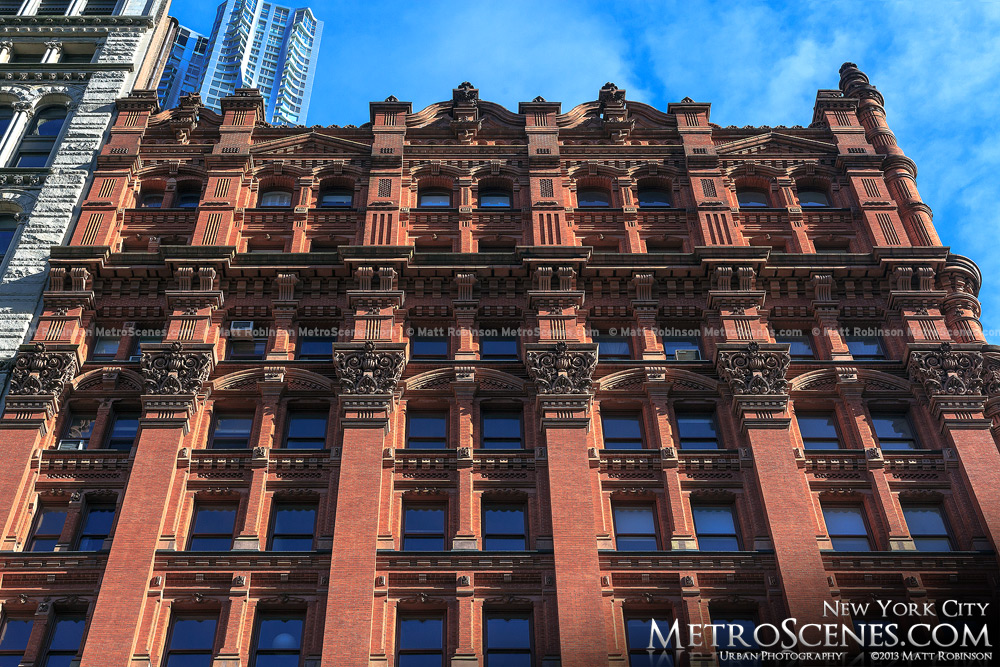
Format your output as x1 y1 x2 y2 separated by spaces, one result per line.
906 342 984 397
140 342 214 395
525 342 598 395
716 342 790 396
333 341 406 395
8 342 78 399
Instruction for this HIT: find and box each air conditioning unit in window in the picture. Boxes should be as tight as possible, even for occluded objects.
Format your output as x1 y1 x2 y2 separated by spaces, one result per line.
57 439 87 451
674 349 701 361
230 320 254 338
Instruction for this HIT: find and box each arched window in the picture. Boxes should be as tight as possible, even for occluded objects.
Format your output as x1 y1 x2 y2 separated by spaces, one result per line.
259 189 292 208
418 188 451 208
479 189 512 208
0 214 17 258
174 186 201 208
798 189 831 207
318 188 352 207
577 188 611 208
637 187 671 207
736 188 769 207
0 107 13 138
14 105 66 167
140 192 163 208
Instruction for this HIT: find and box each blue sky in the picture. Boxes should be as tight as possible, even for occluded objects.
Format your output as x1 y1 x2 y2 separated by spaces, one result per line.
172 0 1000 341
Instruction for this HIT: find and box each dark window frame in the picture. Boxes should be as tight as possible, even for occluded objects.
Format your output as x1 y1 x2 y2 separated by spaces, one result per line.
76 502 115 551
823 504 873 552
481 409 523 450
675 410 721 450
637 187 672 208
0 615 33 665
692 504 742 551
249 613 305 667
406 411 448 449
401 502 447 551
37 614 86 667
736 188 770 207
296 335 335 361
484 611 533 666
601 411 645 450
267 501 317 552
612 503 660 551
870 410 920 450
796 412 842 450
396 614 445 666
844 334 886 360
417 188 451 208
208 412 255 450
775 333 815 359
161 614 218 666
104 411 139 451
410 335 449 359
478 189 512 208
187 502 238 551
318 187 353 208
482 502 527 551
901 504 954 552
577 187 611 208
258 189 293 208
594 333 632 360
624 615 677 666
283 411 328 450
28 505 67 552
480 334 518 361
797 188 832 207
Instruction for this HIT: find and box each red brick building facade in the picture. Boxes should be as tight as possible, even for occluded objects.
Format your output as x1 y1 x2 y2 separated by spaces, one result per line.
0 63 998 666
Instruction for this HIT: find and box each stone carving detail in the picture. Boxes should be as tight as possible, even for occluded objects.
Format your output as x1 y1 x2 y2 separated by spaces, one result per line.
907 343 984 396
453 81 478 105
983 355 1000 396
9 343 78 396
526 342 598 394
140 342 212 395
334 342 405 394
717 342 790 395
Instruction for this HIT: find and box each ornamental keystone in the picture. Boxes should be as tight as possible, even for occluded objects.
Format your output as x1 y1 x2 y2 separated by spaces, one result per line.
9 343 78 397
717 342 790 395
334 341 406 395
907 342 984 397
525 342 598 395
140 342 213 395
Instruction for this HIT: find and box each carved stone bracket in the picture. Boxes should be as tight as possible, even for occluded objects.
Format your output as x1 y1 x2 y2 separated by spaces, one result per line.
716 342 790 396
907 343 984 397
140 342 213 395
334 342 406 395
9 343 77 397
525 342 598 395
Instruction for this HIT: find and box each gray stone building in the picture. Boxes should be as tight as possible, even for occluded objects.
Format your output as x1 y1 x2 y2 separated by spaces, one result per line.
0 0 173 397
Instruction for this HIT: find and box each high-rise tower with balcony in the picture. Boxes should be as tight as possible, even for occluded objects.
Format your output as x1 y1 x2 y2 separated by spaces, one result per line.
161 0 322 125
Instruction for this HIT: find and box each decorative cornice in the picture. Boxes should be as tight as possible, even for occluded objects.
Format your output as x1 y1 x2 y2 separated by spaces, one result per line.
716 342 790 396
333 341 406 395
907 343 984 397
8 343 77 397
140 342 213 395
525 342 598 395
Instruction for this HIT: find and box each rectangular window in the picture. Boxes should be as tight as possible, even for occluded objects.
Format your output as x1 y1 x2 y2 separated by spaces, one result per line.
692 505 740 551
58 414 95 450
675 411 719 449
90 335 120 361
602 412 644 450
870 411 919 450
481 335 518 361
251 614 303 666
625 616 675 666
406 411 447 449
612 504 658 551
0 616 33 666
29 506 67 552
595 333 632 360
269 502 316 551
227 337 267 360
162 616 217 667
39 615 85 667
662 336 702 361
297 335 334 360
845 334 885 360
775 334 814 359
823 505 872 551
713 616 760 667
209 413 254 449
397 616 444 666
188 503 237 551
411 336 449 359
482 503 526 551
485 613 532 665
129 333 162 361
105 412 139 451
402 504 446 551
902 505 953 551
15 152 50 168
76 504 114 551
284 412 326 449
481 410 522 449
796 412 841 449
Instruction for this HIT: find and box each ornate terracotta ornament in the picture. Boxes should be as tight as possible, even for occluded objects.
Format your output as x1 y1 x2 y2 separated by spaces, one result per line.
526 342 598 395
334 341 405 395
717 342 790 395
140 342 212 395
908 342 984 396
9 343 77 396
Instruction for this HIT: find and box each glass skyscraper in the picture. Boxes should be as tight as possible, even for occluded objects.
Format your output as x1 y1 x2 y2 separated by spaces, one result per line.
159 0 322 125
